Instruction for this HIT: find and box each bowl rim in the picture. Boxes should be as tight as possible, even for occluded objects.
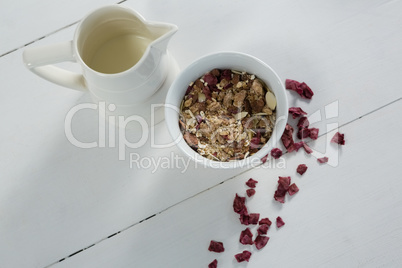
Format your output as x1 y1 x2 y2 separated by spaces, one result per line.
165 51 288 169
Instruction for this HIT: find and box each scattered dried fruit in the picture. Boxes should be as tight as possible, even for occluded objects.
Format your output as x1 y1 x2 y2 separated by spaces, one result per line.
331 132 345 145
297 164 308 175
235 250 252 263
285 79 314 99
281 124 295 152
246 178 258 188
317 157 329 164
246 189 256 197
271 148 283 159
288 183 299 196
302 142 313 154
297 116 309 129
289 107 307 119
259 218 272 226
274 176 291 203
257 224 269 235
261 153 268 163
208 240 225 253
309 128 319 140
254 235 270 250
240 228 254 245
249 213 260 225
276 216 285 228
208 259 218 268
233 194 246 214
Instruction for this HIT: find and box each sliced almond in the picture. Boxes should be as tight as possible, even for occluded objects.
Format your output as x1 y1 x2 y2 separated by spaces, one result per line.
234 111 248 121
198 92 206 103
265 91 277 110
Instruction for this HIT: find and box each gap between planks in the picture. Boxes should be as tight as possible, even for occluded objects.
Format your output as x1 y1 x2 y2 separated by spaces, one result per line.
0 0 128 58
45 97 402 267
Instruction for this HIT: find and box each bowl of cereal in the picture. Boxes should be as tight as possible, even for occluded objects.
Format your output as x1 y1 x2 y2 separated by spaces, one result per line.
165 52 288 169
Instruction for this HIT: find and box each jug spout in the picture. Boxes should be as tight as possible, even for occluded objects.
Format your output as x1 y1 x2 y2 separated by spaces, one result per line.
147 22 178 53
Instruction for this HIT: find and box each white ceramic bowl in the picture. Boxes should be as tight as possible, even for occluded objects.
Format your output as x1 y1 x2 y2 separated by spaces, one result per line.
165 51 288 169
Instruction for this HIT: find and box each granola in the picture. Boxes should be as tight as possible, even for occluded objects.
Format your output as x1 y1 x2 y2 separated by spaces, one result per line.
179 68 276 162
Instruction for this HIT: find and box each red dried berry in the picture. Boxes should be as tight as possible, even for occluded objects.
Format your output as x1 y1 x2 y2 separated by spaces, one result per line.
208 259 217 268
331 132 345 145
309 128 319 140
289 107 307 119
271 148 283 159
254 235 270 250
259 218 272 226
281 124 295 152
246 189 256 197
285 79 314 99
204 73 218 86
249 213 260 225
297 164 308 175
257 224 269 235
208 240 225 253
261 153 269 163
245 178 258 188
276 217 285 228
297 116 309 129
240 228 253 245
317 157 329 163
235 250 252 263
288 183 299 196
274 176 291 203
233 194 246 214
302 142 313 154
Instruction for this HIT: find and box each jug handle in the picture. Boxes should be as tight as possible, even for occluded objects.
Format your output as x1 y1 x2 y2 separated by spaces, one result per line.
22 41 87 91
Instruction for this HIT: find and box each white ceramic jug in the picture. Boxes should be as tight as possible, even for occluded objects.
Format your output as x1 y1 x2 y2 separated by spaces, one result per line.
23 5 178 121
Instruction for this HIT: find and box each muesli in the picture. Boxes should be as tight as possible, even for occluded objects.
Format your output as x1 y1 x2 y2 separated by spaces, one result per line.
179 68 277 162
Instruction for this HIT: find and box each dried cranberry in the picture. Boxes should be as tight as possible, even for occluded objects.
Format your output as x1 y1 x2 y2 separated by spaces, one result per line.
285 79 314 99
246 189 256 197
297 164 308 175
259 218 272 226
288 183 299 196
249 213 260 225
234 250 252 263
261 153 268 163
221 69 231 81
297 116 309 129
240 228 253 245
331 132 345 145
274 176 291 203
204 73 218 86
302 142 313 154
289 107 307 119
208 259 217 268
257 224 269 235
309 128 319 140
276 216 285 228
254 235 270 250
246 178 258 188
317 157 329 163
208 240 225 253
281 124 295 151
297 128 310 139
233 194 246 214
271 148 283 159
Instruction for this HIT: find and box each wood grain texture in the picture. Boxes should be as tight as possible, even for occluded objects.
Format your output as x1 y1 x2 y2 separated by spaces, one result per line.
53 100 402 267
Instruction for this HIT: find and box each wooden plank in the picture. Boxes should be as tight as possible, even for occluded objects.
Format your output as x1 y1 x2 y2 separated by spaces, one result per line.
0 0 121 56
52 100 402 267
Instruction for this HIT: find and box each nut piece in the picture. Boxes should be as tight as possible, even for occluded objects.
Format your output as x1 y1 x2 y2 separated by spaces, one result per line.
265 91 277 110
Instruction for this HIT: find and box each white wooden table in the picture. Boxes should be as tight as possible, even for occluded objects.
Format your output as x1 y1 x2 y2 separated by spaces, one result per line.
1 0 402 267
